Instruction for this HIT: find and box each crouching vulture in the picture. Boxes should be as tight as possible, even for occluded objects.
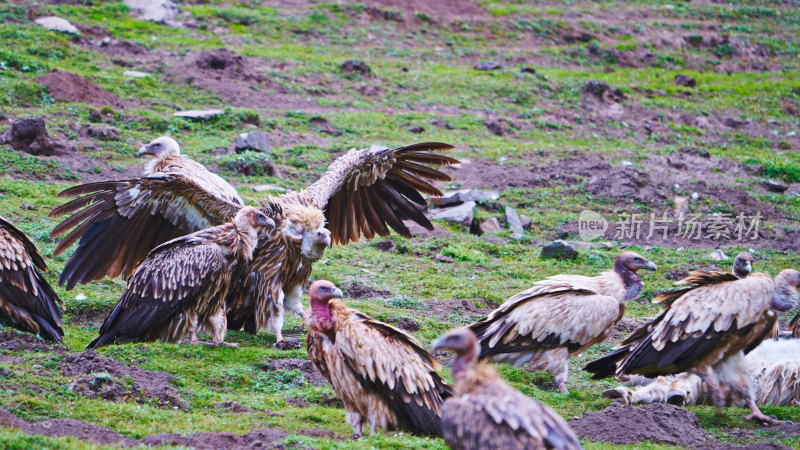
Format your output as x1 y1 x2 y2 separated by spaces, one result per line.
468 252 657 392
51 141 457 346
585 267 800 423
87 206 275 349
0 216 63 342
305 280 452 437
432 328 582 450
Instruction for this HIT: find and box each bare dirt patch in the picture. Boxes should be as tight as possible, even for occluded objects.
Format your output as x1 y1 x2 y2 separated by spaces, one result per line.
723 423 800 449
0 329 65 352
33 70 128 109
60 351 187 409
342 280 392 299
27 418 138 446
568 403 712 446
422 298 494 323
141 427 287 449
262 358 328 387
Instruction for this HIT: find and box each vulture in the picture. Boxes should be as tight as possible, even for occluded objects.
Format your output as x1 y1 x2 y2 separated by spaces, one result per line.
305 280 452 437
585 268 800 423
87 206 275 349
603 338 800 408
469 252 657 392
51 142 457 344
0 216 63 342
431 328 582 450
49 136 244 289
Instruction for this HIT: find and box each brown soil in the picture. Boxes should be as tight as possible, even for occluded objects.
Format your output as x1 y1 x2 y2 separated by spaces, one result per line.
140 427 287 449
262 358 328 387
60 351 187 409
0 329 65 352
723 422 800 448
27 418 138 446
213 401 253 413
33 70 127 109
342 280 392 299
568 403 712 446
422 298 494 323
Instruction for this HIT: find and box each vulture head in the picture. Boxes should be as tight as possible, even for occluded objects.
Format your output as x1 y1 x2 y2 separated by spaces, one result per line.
432 327 480 379
614 252 657 301
138 136 181 158
772 269 800 312
283 205 331 262
733 252 755 278
308 280 344 329
235 206 276 230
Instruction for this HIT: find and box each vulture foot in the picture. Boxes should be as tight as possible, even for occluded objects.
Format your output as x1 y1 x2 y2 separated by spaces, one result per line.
744 412 780 425
602 388 632 404
557 381 568 393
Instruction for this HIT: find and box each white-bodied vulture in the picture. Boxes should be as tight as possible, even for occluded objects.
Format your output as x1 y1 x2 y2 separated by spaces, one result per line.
305 280 452 437
87 206 275 349
50 136 244 289
0 216 63 342
469 252 657 392
585 268 800 423
432 328 582 450
51 142 457 344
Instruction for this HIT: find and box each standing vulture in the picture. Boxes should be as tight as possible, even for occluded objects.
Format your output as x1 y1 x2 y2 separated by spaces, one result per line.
431 328 582 450
585 268 800 423
0 216 63 342
305 280 452 437
468 252 657 392
87 206 275 349
51 142 457 344
49 136 244 289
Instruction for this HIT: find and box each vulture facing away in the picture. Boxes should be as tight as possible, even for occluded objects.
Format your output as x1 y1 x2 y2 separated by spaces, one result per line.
0 216 63 342
469 252 657 392
585 268 800 423
50 136 244 289
51 141 457 344
432 328 582 450
305 280 452 437
87 206 275 349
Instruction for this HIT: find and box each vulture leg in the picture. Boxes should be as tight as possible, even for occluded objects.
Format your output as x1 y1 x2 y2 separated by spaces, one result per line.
717 353 780 425
284 285 305 319
208 308 238 348
346 411 363 439
602 387 636 404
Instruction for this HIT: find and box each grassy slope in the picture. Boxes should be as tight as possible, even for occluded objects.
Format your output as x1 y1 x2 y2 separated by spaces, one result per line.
1 0 799 448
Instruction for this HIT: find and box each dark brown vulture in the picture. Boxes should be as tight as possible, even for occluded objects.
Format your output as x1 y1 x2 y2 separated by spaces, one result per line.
585 268 800 423
789 312 800 339
732 252 754 279
305 280 452 437
87 206 274 349
50 136 244 290
0 216 63 342
432 328 582 450
51 142 457 344
468 252 656 392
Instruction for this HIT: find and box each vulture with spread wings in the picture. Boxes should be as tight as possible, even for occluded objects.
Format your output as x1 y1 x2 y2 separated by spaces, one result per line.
51 142 457 343
305 280 452 437
87 207 274 349
585 268 800 423
0 216 63 342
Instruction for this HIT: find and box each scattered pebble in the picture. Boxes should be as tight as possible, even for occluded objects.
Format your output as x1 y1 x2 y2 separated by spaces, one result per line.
173 109 224 120
123 70 151 78
474 62 501 71
764 179 789 193
540 240 578 260
705 249 729 261
35 16 80 35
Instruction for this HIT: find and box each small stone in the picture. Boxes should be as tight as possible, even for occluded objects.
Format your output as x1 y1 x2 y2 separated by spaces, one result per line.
275 338 301 350
519 214 532 230
19 204 36 211
566 241 613 250
479 217 502 234
429 201 476 228
505 207 524 235
340 60 371 76
123 70 150 78
705 249 729 261
540 240 579 260
35 16 80 35
252 184 286 193
233 130 269 154
484 119 507 136
124 0 179 23
431 189 499 207
674 74 696 88
724 117 748 129
173 109 224 120
622 160 633 167
674 196 689 216
691 192 699 201
764 180 789 193
433 255 454 263
520 67 536 74
474 62 502 71
408 126 425 134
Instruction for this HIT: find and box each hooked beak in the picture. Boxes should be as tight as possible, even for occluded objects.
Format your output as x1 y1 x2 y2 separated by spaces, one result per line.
431 336 447 351
300 231 314 256
257 215 276 229
643 260 657 272
744 261 752 273
137 144 154 157
331 287 343 299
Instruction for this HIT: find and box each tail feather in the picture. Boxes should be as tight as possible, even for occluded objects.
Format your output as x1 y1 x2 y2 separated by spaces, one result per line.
584 347 629 379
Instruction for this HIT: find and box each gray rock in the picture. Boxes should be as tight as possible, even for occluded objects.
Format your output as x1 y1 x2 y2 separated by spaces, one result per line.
252 184 286 193
540 240 578 260
724 117 748 129
479 217 502 234
474 62 501 71
764 179 789 193
234 130 269 154
431 189 499 207
123 70 150 78
173 109 224 120
520 214 532 230
124 0 179 23
429 201 475 228
35 16 80 35
566 241 613 250
674 74 696 88
705 249 729 262
674 196 689 216
505 207 524 235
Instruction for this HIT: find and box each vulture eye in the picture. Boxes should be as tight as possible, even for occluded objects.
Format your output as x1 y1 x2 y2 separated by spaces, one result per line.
634 257 642 263
152 143 161 149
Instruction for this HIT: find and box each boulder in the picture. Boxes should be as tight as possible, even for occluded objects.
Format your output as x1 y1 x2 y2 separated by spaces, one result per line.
429 201 475 228
124 0 179 23
233 130 269 154
540 240 578 260
173 109 224 120
34 17 80 35
431 189 499 207
479 217 502 234
505 206 524 236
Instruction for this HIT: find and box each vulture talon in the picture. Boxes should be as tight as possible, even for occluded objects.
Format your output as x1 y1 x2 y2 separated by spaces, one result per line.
744 413 780 425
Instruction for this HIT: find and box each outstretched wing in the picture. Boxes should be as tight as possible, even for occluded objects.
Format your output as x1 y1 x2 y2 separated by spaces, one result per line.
50 173 242 289
0 217 63 342
87 234 227 348
298 142 457 245
336 314 452 435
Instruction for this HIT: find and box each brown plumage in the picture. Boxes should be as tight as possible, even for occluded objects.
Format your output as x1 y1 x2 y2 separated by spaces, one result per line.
469 252 657 392
305 280 452 437
0 216 63 342
51 141 457 343
50 136 244 289
585 268 800 423
87 207 274 349
432 328 581 450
